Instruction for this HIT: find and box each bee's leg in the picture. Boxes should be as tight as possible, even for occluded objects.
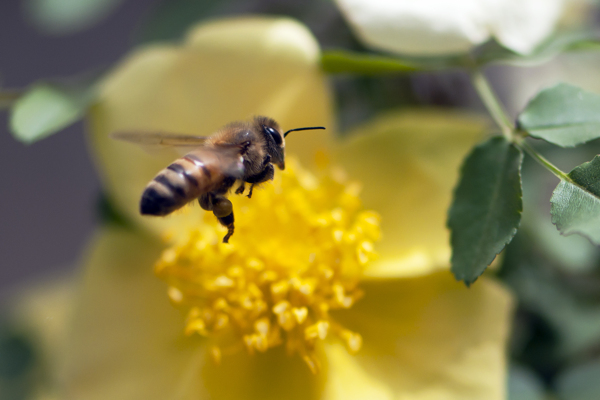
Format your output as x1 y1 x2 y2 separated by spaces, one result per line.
245 163 275 199
198 193 214 211
235 182 245 195
212 195 234 243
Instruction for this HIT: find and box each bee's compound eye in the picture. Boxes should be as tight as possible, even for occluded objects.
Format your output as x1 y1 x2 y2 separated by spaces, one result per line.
263 125 283 145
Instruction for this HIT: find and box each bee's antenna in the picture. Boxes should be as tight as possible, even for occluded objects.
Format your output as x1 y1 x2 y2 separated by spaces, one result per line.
283 126 326 138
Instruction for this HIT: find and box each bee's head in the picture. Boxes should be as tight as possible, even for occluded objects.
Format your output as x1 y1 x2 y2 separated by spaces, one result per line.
256 116 286 170
255 116 326 170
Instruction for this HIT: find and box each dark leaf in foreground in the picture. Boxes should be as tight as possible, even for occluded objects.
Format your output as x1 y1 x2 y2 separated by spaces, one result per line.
448 136 523 286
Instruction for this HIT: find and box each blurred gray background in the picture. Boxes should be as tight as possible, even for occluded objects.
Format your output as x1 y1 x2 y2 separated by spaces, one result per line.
0 0 153 295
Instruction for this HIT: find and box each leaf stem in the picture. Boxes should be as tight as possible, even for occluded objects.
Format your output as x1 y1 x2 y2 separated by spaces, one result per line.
471 70 514 140
471 69 572 182
518 139 571 182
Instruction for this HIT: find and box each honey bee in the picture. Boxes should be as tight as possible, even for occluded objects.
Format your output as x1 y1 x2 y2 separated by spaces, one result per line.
112 116 325 243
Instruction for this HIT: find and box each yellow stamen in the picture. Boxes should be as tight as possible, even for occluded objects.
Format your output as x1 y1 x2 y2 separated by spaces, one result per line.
155 158 380 372
210 346 222 365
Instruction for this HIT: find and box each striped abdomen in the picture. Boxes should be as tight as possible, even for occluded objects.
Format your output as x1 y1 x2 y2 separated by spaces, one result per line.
140 152 225 216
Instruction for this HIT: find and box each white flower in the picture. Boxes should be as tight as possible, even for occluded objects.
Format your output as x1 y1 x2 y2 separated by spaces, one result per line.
334 0 566 55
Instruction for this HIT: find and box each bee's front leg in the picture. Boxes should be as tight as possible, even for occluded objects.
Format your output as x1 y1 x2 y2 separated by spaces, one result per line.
245 157 275 199
235 182 245 195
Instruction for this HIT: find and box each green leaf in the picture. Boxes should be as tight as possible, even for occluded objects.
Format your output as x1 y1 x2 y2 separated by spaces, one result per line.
518 83 600 147
521 155 600 273
25 0 124 35
551 156 600 245
448 136 523 286
10 82 95 144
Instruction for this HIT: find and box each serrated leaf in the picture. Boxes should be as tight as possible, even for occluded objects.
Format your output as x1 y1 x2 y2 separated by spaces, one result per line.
518 83 600 147
448 136 523 286
10 82 95 144
551 156 600 245
521 158 600 273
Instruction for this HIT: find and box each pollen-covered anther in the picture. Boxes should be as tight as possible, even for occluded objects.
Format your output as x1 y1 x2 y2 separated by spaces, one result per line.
167 286 184 304
270 280 290 301
210 346 222 365
302 353 320 375
213 314 229 330
154 158 381 371
213 275 235 288
292 307 308 324
333 284 355 308
341 330 363 353
280 313 296 331
271 300 294 331
185 319 207 336
213 298 229 311
305 321 330 341
254 317 270 336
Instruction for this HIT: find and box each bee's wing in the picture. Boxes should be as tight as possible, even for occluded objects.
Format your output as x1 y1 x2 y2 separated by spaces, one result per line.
110 131 209 147
111 131 246 178
187 145 246 179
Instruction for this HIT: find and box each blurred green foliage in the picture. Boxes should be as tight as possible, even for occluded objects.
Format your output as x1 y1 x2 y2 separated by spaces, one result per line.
24 0 125 35
10 80 96 144
0 320 37 400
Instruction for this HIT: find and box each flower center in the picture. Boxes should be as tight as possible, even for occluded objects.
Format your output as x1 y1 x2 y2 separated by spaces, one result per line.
155 158 380 373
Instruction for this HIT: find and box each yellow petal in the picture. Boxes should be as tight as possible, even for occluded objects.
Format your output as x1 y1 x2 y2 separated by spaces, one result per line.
334 110 486 278
61 227 207 399
324 273 513 400
90 17 333 235
201 346 325 400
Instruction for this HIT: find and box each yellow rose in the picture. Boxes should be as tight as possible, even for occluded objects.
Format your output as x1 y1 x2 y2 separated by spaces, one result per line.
28 16 514 400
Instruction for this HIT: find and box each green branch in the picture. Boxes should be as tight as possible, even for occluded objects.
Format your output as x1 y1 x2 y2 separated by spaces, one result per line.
518 139 572 182
471 69 570 182
471 70 514 140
